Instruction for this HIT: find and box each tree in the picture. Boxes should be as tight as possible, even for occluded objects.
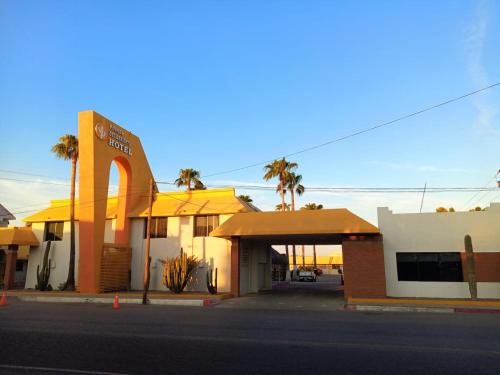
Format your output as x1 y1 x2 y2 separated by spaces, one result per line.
285 173 305 211
264 158 298 280
300 202 323 270
469 206 485 212
263 158 298 211
436 207 455 213
301 203 323 210
286 172 305 277
275 203 291 211
51 134 79 291
193 180 206 190
238 195 253 203
175 168 203 191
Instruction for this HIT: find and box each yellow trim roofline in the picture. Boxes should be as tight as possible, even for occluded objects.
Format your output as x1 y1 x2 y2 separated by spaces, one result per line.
23 188 256 222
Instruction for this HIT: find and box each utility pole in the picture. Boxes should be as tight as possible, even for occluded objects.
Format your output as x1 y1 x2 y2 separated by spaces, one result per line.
419 182 427 213
142 178 155 305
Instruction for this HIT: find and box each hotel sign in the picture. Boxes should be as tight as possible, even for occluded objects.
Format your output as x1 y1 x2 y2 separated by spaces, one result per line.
95 122 133 156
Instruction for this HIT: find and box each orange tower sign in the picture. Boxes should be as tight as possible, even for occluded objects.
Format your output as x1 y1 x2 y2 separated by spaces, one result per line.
78 111 154 293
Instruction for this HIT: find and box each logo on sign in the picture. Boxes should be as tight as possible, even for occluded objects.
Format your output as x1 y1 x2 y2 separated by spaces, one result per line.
95 122 107 140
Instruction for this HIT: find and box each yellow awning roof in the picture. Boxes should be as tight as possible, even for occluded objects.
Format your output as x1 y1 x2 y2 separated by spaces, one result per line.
0 227 40 246
128 189 257 217
210 209 379 237
23 197 119 222
23 189 257 222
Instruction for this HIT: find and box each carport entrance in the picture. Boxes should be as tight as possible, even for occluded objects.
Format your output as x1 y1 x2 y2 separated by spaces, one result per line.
211 209 387 300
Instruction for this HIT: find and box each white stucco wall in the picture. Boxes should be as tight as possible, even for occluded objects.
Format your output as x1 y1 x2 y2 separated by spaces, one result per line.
25 220 115 289
130 214 234 293
25 222 80 290
239 239 272 295
378 203 500 299
24 214 266 295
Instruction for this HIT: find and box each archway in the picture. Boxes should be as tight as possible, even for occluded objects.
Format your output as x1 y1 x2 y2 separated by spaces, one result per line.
77 111 155 293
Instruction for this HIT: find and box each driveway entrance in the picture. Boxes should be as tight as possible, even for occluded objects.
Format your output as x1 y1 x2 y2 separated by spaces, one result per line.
219 274 345 311
211 209 387 300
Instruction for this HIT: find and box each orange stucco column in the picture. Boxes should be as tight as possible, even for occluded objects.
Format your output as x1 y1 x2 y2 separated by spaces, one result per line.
3 245 18 290
230 237 240 297
77 111 154 293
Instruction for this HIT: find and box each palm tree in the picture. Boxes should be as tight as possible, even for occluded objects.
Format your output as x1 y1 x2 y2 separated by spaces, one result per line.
51 134 79 291
263 158 298 281
286 173 305 211
286 172 305 278
300 202 323 271
301 203 323 210
263 158 298 211
275 203 291 211
175 168 203 191
238 195 253 203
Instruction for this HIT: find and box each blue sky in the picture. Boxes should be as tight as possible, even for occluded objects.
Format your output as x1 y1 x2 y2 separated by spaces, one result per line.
1 0 499 231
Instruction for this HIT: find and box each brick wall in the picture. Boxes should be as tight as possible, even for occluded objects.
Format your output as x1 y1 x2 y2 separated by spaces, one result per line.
342 235 386 298
461 252 500 282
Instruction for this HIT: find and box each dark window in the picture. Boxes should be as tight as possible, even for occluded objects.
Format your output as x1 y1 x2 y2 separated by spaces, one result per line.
418 253 440 281
396 253 418 281
396 252 463 282
194 215 219 237
44 221 64 241
16 260 24 272
144 217 168 239
439 253 464 281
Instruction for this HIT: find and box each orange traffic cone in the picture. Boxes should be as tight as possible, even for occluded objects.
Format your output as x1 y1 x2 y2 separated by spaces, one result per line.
0 292 7 306
112 295 120 310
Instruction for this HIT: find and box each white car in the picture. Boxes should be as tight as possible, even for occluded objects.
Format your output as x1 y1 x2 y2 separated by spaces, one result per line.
298 270 316 282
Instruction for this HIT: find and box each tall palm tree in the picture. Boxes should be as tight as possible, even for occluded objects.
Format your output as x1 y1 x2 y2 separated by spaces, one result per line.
51 134 79 291
300 203 323 270
263 158 298 211
286 172 305 277
274 202 291 279
263 158 298 281
175 168 203 191
238 195 253 203
286 173 305 211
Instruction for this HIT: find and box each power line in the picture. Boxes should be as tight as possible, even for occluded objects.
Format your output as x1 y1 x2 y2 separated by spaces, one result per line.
155 180 496 193
3 175 498 193
460 170 499 210
0 169 64 180
201 82 500 178
0 177 127 191
0 177 71 186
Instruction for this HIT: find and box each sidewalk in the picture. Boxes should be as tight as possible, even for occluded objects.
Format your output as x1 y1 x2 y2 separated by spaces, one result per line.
346 297 500 314
4 290 231 307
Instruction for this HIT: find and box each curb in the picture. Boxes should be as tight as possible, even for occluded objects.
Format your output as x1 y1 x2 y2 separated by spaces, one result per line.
345 304 500 314
16 295 220 307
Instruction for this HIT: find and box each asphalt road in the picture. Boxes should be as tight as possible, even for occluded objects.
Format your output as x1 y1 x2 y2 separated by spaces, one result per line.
1 298 500 375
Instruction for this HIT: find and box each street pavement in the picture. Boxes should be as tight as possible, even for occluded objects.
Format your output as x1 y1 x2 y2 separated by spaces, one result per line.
1 285 500 375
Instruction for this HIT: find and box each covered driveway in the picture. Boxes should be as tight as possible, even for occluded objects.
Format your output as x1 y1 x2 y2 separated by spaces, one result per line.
211 209 387 299
0 227 39 289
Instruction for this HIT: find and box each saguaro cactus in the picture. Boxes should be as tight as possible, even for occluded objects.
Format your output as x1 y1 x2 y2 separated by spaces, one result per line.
206 268 218 295
36 241 52 291
465 234 477 300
